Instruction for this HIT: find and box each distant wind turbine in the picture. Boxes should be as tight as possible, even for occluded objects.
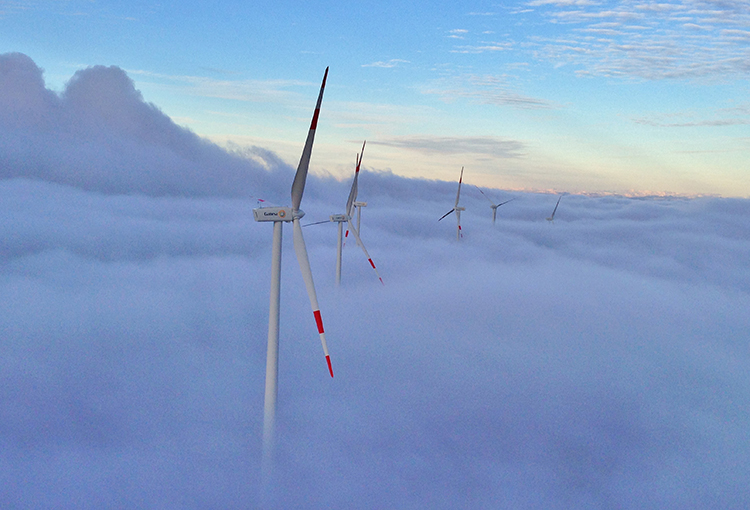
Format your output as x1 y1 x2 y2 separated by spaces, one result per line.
252 68 332 477
546 195 562 222
342 152 367 247
309 141 383 286
439 167 465 240
475 186 515 225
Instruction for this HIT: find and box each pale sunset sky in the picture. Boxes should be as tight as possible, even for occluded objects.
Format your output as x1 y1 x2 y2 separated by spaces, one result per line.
2 0 749 196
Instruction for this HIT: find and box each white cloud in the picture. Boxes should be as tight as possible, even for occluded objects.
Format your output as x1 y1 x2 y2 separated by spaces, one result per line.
422 74 558 110
369 135 526 158
0 53 293 198
525 0 750 80
361 59 411 68
2 53 750 508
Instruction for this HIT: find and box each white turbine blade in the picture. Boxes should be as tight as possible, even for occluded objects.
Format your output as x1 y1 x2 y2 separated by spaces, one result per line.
346 141 366 217
346 219 384 285
454 167 464 208
292 217 333 377
439 208 456 221
291 67 328 212
475 185 496 206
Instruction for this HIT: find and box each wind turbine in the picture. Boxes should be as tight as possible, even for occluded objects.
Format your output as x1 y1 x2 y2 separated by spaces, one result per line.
307 141 383 286
252 68 332 475
343 153 366 245
546 195 562 222
476 186 515 225
439 167 465 240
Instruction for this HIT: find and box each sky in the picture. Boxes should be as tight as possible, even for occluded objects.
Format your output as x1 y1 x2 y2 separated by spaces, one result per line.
1 0 749 196
2 52 750 508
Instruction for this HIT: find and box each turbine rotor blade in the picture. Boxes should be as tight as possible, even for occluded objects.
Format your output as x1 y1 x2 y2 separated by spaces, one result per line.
303 220 332 227
346 140 366 217
438 208 456 221
550 196 562 219
291 67 329 212
347 219 384 285
292 218 333 377
475 185 495 206
454 167 464 207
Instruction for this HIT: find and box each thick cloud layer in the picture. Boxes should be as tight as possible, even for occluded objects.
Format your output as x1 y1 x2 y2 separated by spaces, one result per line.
2 54 750 509
0 52 293 199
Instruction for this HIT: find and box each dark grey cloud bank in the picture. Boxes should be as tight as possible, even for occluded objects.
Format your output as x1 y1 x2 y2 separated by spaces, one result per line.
2 53 750 509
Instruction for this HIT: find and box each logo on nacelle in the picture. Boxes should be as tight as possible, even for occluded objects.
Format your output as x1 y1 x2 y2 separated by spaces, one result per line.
254 206 294 222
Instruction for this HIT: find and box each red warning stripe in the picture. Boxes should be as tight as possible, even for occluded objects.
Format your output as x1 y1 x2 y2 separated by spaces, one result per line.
368 258 376 269
310 108 321 130
326 355 334 378
313 309 325 334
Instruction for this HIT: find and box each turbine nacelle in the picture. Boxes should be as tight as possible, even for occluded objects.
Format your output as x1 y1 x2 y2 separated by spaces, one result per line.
253 206 304 222
329 213 348 223
353 201 367 208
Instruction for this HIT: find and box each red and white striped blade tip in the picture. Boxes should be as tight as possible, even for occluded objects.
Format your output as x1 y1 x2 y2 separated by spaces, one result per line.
367 258 385 285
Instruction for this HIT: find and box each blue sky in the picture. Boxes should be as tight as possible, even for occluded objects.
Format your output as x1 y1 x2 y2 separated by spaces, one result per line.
2 1 749 195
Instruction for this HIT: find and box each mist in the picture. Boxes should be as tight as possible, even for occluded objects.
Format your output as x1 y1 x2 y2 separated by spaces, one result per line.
2 53 749 509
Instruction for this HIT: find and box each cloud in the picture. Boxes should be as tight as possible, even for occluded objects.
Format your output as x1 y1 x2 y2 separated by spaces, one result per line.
127 68 313 104
450 42 514 53
2 53 750 509
361 59 411 68
527 0 599 5
368 135 527 158
0 52 293 198
525 0 750 80
632 105 750 127
422 74 557 110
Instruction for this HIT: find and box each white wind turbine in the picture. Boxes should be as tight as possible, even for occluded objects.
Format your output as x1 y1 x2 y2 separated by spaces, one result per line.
252 68 332 474
546 195 562 222
475 186 515 225
342 152 366 246
307 141 383 286
439 167 465 240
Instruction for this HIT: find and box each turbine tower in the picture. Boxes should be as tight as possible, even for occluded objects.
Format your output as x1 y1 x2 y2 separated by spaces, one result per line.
439 167 465 240
546 195 562 222
476 186 515 225
253 68 332 476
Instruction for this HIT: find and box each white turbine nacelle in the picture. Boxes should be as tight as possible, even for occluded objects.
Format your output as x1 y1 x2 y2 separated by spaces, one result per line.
456 206 466 212
353 201 367 207
253 206 303 222
329 213 347 222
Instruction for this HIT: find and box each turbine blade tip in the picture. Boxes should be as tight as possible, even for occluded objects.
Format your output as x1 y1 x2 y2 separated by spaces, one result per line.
326 355 334 378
